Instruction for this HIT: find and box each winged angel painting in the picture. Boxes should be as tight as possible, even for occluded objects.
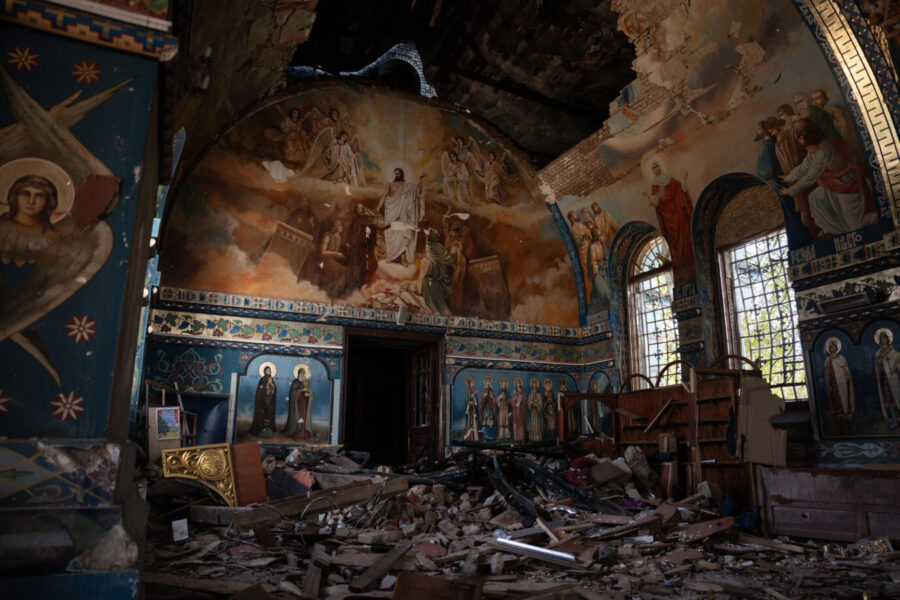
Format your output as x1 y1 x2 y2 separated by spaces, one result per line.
441 136 518 205
161 88 578 327
0 63 122 384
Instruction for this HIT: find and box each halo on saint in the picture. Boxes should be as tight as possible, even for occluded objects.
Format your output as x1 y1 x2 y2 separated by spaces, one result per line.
258 361 277 377
0 157 76 223
293 363 311 379
874 327 894 345
824 336 842 352
640 150 669 183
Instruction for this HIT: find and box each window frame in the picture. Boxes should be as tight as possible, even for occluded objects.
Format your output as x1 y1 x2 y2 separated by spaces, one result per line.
717 227 808 402
627 234 681 388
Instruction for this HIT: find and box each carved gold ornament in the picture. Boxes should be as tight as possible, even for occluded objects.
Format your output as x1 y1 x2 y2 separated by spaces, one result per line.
162 443 236 506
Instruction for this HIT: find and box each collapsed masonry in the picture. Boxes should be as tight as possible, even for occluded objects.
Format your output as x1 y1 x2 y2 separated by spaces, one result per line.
140 445 899 600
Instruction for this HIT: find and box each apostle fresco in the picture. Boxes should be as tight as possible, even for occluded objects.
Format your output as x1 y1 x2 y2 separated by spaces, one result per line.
823 337 854 427
479 375 497 439
463 376 479 441
874 328 900 430
283 363 314 440
510 377 527 442
249 363 277 438
778 121 877 237
526 377 543 441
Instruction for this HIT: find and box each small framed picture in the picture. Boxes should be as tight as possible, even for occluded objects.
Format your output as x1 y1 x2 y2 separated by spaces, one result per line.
155 407 181 441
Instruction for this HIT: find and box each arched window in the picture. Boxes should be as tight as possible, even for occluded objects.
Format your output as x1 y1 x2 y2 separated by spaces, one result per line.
628 235 680 386
719 228 807 401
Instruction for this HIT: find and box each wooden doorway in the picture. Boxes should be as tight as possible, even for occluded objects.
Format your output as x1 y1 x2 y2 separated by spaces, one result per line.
343 331 442 465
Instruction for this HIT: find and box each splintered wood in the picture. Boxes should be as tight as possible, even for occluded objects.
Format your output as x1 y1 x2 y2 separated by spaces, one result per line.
142 448 898 600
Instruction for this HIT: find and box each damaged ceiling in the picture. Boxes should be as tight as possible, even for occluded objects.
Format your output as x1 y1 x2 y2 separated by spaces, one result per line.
291 0 637 166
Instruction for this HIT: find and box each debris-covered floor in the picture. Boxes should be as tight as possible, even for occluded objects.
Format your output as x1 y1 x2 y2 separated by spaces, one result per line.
142 447 900 599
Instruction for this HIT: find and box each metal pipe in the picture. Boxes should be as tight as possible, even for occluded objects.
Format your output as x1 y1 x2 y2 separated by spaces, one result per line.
491 536 578 566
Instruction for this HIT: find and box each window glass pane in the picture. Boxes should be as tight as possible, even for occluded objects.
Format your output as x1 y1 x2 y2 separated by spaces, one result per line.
629 236 680 387
723 230 807 401
632 236 671 276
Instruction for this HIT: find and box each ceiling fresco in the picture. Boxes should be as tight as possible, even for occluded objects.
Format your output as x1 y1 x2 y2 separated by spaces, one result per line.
160 85 579 326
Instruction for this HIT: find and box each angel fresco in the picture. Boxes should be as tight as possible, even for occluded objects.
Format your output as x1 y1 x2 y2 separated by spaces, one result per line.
0 63 122 385
482 150 518 204
302 128 366 187
441 151 474 204
452 136 484 178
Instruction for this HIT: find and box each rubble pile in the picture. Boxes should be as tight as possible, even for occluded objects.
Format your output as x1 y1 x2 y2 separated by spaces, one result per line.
142 447 899 600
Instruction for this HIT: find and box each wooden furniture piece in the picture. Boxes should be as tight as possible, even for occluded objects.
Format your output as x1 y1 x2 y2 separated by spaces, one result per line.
756 465 900 541
559 362 774 506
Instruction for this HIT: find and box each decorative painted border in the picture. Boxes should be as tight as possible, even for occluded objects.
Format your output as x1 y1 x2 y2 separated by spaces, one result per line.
445 335 613 367
788 235 896 281
804 439 900 467
546 200 588 325
836 0 900 130
146 335 344 361
158 287 611 342
795 266 900 320
149 309 343 349
444 361 582 379
0 0 178 61
791 253 900 291
798 299 900 334
794 0 900 227
0 441 119 507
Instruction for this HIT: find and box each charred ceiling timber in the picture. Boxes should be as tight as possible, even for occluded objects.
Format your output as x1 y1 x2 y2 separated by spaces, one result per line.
430 62 608 125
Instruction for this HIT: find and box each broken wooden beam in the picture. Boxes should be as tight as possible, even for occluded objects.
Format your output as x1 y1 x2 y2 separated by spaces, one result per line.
232 478 409 530
348 540 413 592
643 399 674 434
142 572 263 596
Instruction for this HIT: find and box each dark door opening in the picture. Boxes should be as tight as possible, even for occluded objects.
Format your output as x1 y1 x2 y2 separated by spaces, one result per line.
343 332 441 466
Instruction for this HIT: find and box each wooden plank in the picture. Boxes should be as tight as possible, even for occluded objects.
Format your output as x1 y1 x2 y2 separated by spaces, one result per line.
392 572 483 600
593 514 660 539
615 407 645 421
234 478 408 530
142 572 259 595
536 517 561 543
349 540 413 592
301 564 321 600
190 504 241 526
677 516 734 542
643 399 674 434
301 543 327 600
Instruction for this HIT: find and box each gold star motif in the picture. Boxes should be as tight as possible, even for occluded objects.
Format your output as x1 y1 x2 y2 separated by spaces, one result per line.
7 47 39 71
72 60 100 84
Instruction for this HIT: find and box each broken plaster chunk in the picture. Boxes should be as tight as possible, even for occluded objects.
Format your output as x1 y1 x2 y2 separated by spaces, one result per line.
358 531 387 545
461 523 483 536
490 552 505 575
67 524 138 572
437 518 460 538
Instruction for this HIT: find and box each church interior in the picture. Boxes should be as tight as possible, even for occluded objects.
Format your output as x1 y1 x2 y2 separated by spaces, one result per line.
1 0 900 597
